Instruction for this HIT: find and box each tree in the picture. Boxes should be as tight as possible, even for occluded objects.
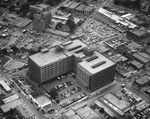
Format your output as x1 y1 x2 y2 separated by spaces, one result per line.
66 18 76 33
6 115 16 119
49 88 58 100
28 48 37 55
99 107 105 113
59 6 66 11
46 0 62 6
113 0 120 5
20 47 26 52
55 22 63 30
37 46 43 52
111 116 118 119
2 48 7 55
20 3 29 11
11 46 19 53
16 1 20 6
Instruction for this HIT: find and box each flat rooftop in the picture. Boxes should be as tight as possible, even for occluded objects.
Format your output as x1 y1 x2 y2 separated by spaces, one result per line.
35 95 51 108
63 40 87 57
29 40 87 67
2 94 19 104
129 28 149 37
29 39 115 74
0 99 23 113
16 104 35 118
75 4 86 12
133 53 149 63
126 42 142 50
104 93 130 110
62 1 74 8
76 106 101 119
138 52 150 60
65 110 82 119
68 2 80 9
84 6 94 12
79 51 115 74
29 47 67 67
98 8 137 28
135 75 150 86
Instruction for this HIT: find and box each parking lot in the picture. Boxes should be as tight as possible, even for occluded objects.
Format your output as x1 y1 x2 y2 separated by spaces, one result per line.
42 74 90 108
75 18 118 45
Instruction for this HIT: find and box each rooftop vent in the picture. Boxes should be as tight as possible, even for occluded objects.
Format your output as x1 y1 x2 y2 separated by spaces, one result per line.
86 56 98 62
91 61 106 69
68 45 82 51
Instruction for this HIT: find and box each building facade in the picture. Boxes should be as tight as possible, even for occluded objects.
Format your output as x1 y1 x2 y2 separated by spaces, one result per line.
28 40 116 91
76 52 116 92
30 4 51 31
33 11 51 31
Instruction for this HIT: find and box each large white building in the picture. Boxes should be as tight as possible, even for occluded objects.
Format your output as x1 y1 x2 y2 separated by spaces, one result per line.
28 40 116 91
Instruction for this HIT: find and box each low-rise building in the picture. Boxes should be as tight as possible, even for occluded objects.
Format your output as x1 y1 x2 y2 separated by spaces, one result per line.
75 4 86 13
125 51 150 69
0 99 23 113
84 6 94 15
16 104 36 119
127 28 150 41
68 2 81 12
130 17 145 26
128 60 143 70
0 80 11 93
2 94 19 104
32 95 52 113
134 75 150 87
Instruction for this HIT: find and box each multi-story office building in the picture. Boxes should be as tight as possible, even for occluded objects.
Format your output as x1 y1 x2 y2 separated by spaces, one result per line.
33 11 51 31
30 4 51 31
76 51 116 92
28 40 116 91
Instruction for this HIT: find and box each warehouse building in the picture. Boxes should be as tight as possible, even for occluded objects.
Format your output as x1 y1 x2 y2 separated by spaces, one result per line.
29 40 116 92
127 28 150 41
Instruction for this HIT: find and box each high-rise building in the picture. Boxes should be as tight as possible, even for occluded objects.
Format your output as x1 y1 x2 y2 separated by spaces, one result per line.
33 11 51 31
76 52 116 92
28 40 116 92
30 4 51 31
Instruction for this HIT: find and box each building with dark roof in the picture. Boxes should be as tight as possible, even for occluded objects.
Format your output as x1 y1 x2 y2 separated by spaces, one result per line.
130 17 145 26
129 60 143 70
125 51 150 69
134 75 150 87
116 45 130 55
28 40 116 92
127 28 150 41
